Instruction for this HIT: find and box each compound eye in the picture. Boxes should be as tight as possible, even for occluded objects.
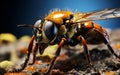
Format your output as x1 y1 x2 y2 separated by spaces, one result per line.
34 20 41 27
44 21 57 41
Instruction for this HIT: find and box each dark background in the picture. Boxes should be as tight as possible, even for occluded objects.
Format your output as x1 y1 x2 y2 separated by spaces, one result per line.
0 0 120 38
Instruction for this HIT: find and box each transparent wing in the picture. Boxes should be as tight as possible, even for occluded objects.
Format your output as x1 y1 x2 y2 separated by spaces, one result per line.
73 8 120 23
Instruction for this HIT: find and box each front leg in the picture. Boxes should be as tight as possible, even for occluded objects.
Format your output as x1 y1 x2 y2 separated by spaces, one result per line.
10 36 35 72
29 43 39 65
44 38 66 75
29 43 48 65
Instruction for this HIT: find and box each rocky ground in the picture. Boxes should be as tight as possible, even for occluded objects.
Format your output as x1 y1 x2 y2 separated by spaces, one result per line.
0 29 120 75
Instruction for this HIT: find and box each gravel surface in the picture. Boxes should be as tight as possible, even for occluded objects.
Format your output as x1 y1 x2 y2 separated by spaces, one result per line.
0 29 120 75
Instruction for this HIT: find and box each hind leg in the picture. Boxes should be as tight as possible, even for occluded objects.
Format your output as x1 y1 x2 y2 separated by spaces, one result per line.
93 29 120 59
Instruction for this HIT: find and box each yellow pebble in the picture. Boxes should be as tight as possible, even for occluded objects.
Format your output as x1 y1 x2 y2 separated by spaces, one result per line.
19 35 31 42
0 33 17 44
0 60 14 69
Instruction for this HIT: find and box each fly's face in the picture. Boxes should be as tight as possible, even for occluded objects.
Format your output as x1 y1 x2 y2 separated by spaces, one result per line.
33 20 58 44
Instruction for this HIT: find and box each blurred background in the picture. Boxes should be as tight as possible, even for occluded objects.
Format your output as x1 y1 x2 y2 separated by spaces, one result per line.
0 0 120 38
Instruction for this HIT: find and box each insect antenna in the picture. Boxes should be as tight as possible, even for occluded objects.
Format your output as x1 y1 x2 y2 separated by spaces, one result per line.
17 24 34 28
17 24 41 32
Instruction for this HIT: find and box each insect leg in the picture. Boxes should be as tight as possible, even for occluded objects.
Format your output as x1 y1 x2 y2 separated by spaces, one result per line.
94 29 120 59
44 38 66 75
29 43 39 65
29 43 48 65
77 35 94 68
107 43 120 59
11 36 35 72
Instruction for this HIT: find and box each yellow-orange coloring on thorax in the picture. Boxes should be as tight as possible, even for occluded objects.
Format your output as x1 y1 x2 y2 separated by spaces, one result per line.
45 10 72 25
